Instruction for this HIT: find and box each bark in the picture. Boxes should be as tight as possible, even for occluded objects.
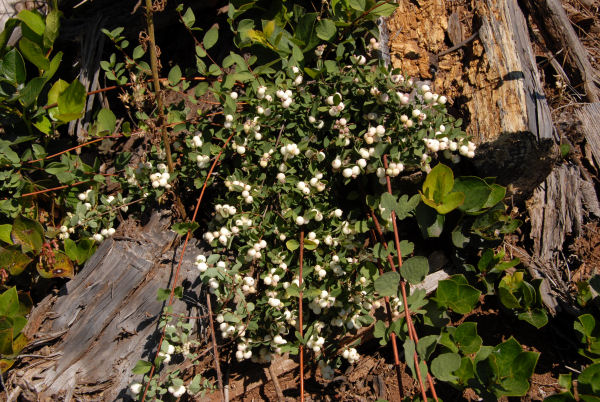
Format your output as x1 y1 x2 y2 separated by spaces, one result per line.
522 0 600 103
7 211 205 401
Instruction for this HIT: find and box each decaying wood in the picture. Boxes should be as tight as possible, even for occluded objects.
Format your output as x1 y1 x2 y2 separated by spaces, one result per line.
469 0 558 197
7 211 205 401
576 103 600 172
523 0 600 103
388 0 558 197
529 163 600 264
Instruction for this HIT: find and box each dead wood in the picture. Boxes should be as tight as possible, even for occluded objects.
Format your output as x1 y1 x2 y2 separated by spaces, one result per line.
522 0 600 102
7 211 206 401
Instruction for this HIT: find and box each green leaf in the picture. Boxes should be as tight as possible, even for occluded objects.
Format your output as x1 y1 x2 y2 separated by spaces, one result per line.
56 79 86 122
518 308 548 329
132 45 145 59
132 359 152 374
452 176 491 213
453 322 482 354
18 77 46 107
416 335 438 360
0 48 26 84
168 65 182 86
36 251 74 278
0 287 20 316
422 163 454 203
0 225 12 244
96 108 116 133
11 215 44 253
156 288 170 301
316 19 337 41
374 271 400 297
399 240 414 257
286 240 299 251
401 256 428 285
434 191 465 214
369 1 398 17
18 37 49 70
435 275 481 314
416 204 445 238
203 26 219 50
43 10 60 49
431 352 461 382
182 7 195 28
349 0 366 11
171 222 200 236
0 248 32 275
17 10 45 36
578 363 600 395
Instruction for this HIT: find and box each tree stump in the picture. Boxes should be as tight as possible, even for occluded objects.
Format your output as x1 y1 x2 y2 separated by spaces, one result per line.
7 211 205 401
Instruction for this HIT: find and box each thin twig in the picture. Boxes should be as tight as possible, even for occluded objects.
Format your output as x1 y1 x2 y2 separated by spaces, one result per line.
0 371 9 402
207 293 225 400
267 363 285 402
144 0 174 173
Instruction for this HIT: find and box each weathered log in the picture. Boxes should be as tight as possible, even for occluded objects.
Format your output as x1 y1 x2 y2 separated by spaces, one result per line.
469 0 558 198
6 211 205 401
522 0 600 102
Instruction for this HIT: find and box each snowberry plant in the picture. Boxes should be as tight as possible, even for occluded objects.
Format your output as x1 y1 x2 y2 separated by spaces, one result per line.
121 0 541 398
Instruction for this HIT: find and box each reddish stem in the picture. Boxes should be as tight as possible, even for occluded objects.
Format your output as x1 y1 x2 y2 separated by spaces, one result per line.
369 229 405 399
298 230 305 402
140 133 233 402
381 155 438 401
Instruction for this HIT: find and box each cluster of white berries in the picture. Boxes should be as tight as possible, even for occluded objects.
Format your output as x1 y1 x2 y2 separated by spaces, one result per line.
296 172 326 195
149 163 171 189
276 88 294 108
92 226 115 243
191 133 203 148
214 203 237 219
263 266 282 286
243 116 263 140
290 66 303 86
246 239 267 260
306 334 326 353
158 343 175 364
368 37 380 51
363 124 386 145
280 143 300 160
259 149 275 167
77 188 93 201
342 347 360 364
204 226 235 245
224 113 234 129
295 213 311 226
326 92 345 117
308 115 325 129
217 314 246 339
167 384 186 398
309 290 335 315
231 137 248 155
235 339 253 361
241 276 257 294
58 224 75 240
458 141 477 159
417 84 447 106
